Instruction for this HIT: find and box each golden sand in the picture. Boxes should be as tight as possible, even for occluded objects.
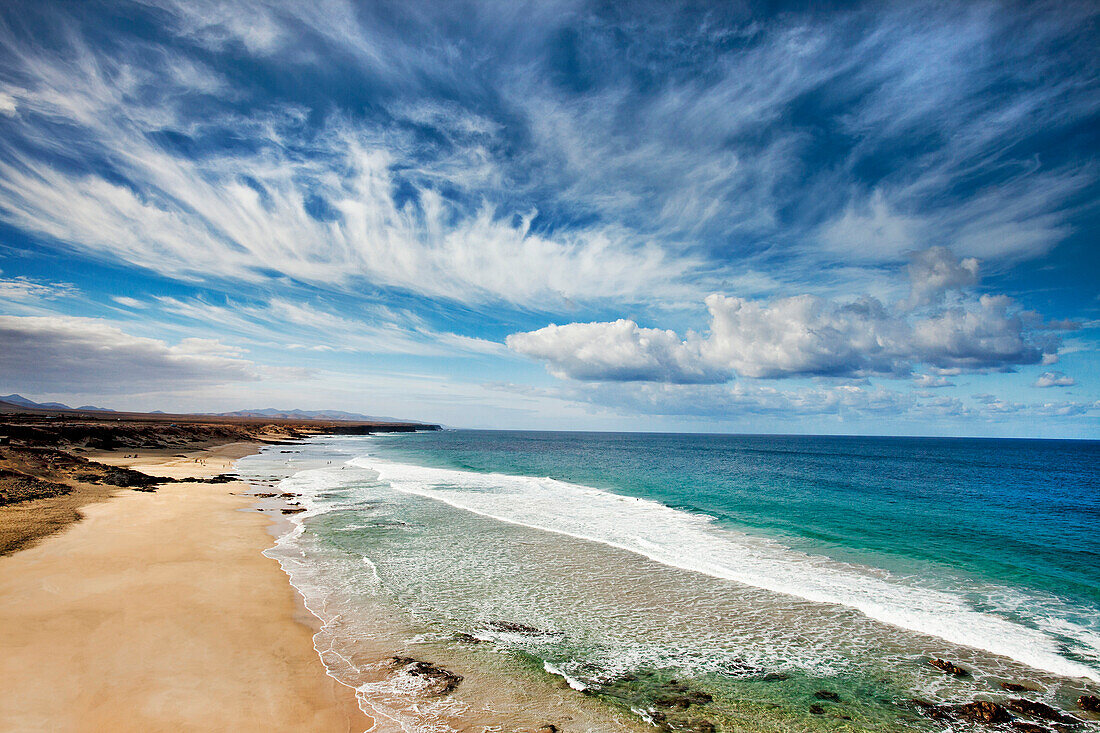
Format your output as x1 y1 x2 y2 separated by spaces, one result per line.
0 443 371 732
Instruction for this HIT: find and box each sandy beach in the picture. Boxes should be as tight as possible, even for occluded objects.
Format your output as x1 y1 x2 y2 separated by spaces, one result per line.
0 442 372 732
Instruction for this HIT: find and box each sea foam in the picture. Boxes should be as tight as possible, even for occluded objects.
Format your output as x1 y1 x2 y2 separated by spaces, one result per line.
350 456 1100 683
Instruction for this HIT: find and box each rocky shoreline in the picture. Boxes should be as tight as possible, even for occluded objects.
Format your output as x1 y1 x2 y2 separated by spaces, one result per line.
0 411 439 555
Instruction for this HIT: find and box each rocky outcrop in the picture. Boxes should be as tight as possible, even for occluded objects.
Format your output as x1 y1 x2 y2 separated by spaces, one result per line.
1079 695 1100 713
488 620 551 635
929 658 970 676
1006 698 1079 724
958 701 1012 724
0 467 72 505
913 699 1014 725
388 657 463 696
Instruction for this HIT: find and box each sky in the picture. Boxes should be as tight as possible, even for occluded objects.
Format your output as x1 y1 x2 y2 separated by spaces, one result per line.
0 0 1097 437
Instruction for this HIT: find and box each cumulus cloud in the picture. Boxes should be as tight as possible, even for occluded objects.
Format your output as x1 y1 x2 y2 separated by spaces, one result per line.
0 315 258 393
905 246 979 308
509 251 1060 382
913 374 953 388
1034 371 1075 388
506 320 721 383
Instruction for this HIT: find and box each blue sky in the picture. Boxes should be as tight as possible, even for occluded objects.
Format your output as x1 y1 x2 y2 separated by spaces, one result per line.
0 0 1097 437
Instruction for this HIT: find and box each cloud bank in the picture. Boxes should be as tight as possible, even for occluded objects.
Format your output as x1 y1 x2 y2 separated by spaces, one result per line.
0 315 259 393
508 249 1062 383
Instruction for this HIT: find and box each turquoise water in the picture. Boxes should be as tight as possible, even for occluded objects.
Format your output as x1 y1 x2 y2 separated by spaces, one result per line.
239 431 1100 732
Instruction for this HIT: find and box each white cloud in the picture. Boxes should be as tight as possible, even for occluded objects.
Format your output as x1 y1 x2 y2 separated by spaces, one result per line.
1034 370 1075 388
509 251 1060 382
0 25 702 308
0 315 258 393
0 276 75 302
905 246 979 308
0 91 16 116
821 190 924 262
913 374 953 388
154 295 505 358
505 320 722 384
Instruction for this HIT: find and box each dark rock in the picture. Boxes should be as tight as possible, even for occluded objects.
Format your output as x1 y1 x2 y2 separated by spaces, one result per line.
281 506 306 514
814 690 841 702
1007 699 1079 724
254 492 277 498
1079 695 1100 713
455 632 485 644
689 720 715 733
488 620 549 635
535 725 558 733
929 658 970 677
388 657 463 695
1002 682 1041 693
958 701 1012 724
809 704 825 715
761 672 789 682
0 467 72 505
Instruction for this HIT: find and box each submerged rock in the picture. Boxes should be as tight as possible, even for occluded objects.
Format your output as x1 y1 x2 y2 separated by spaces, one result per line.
487 620 554 635
814 690 841 702
761 672 789 682
1006 699 1079 724
911 699 954 721
809 704 825 715
1079 695 1100 713
1002 682 1041 693
652 679 713 710
389 656 464 695
1012 722 1051 733
929 658 970 677
454 632 486 644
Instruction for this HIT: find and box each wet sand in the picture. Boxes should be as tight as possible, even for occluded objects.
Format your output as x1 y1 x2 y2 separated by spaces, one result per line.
0 442 372 732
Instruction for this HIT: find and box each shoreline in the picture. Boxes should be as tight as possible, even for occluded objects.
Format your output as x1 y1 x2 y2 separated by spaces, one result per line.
0 440 373 732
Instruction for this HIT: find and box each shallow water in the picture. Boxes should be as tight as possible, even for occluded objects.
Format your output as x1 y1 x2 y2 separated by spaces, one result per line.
236 432 1100 733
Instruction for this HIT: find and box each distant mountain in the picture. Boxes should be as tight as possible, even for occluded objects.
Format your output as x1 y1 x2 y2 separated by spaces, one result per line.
211 408 407 422
0 395 408 423
0 394 114 412
1 393 71 409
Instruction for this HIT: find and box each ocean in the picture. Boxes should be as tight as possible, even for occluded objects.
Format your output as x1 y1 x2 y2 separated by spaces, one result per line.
236 430 1100 732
